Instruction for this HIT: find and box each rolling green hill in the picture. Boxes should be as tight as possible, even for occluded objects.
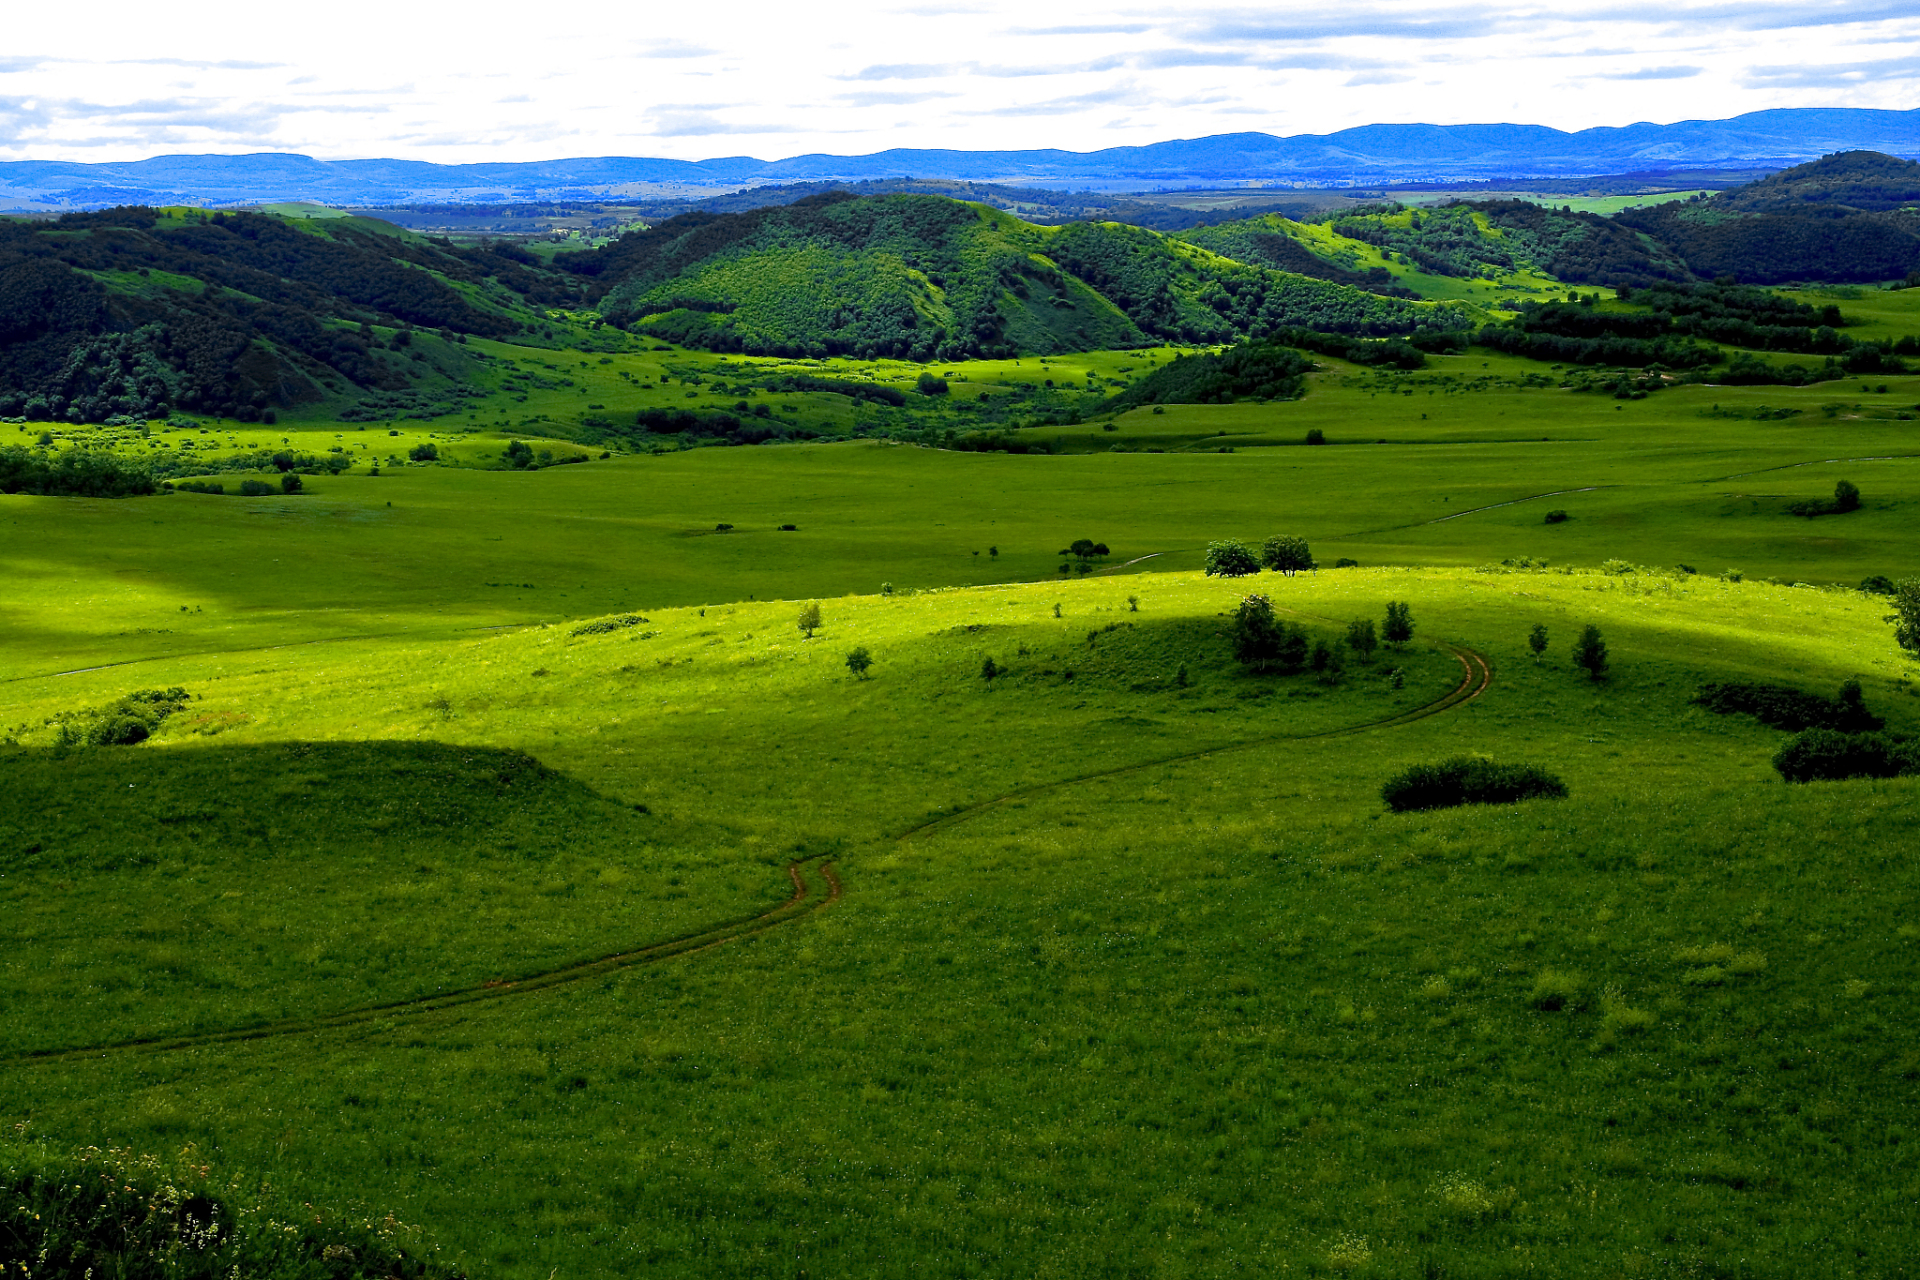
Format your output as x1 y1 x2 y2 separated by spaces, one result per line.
577 192 1465 359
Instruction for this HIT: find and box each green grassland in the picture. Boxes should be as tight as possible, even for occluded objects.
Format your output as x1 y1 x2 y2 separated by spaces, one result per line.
3 560 1916 1278
7 247 1920 1276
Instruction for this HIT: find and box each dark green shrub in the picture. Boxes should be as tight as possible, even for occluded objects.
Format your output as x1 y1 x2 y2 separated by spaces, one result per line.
1692 681 1883 732
1572 624 1608 680
240 479 274 496
280 473 303 494
916 372 950 396
1346 618 1378 661
1544 509 1569 524
1772 729 1917 783
1334 557 1359 568
1381 758 1570 812
1383 600 1414 647
1305 428 1326 445
847 647 872 679
409 442 439 462
1860 574 1896 595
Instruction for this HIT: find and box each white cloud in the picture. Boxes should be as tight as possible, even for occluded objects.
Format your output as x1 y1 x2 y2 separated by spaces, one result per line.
0 0 1914 162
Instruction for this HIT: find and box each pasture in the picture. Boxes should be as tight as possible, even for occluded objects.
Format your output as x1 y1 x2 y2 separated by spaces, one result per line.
4 333 1920 1279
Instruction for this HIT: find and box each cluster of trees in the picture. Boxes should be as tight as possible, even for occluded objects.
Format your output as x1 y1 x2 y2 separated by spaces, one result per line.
0 206 592 423
1616 154 1920 285
1177 221 1418 296
1692 678 1883 732
1228 593 1412 679
0 444 155 496
1204 535 1318 577
1105 341 1312 408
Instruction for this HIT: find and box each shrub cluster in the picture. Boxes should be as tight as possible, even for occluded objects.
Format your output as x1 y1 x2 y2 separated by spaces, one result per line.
52 687 191 747
570 613 651 637
1 1141 460 1280
1772 729 1918 783
1381 758 1569 812
1692 680 1883 732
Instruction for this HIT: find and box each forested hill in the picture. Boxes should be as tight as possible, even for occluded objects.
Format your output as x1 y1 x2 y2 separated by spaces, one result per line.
0 207 583 423
569 192 1464 360
1617 152 1920 284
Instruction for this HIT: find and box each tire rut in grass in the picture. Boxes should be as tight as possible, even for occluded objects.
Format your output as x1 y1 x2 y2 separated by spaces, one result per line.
895 641 1493 841
4 858 840 1065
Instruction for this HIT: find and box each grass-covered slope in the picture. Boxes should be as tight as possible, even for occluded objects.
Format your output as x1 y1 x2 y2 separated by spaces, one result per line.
2 563 1917 1278
579 192 1462 359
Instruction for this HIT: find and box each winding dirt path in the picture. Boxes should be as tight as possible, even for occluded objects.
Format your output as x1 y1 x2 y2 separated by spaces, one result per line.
9 641 1488 1064
896 640 1493 841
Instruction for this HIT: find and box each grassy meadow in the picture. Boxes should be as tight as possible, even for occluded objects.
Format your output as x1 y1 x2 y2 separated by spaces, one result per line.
5 323 1920 1277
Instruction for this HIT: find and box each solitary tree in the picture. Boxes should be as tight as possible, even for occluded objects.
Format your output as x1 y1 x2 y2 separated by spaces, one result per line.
280 473 303 494
797 601 822 638
981 655 1001 683
1833 479 1861 513
1888 578 1920 657
1528 623 1549 664
1383 600 1414 648
846 646 872 679
1205 539 1261 578
1261 534 1315 575
1572 624 1609 681
1345 618 1378 662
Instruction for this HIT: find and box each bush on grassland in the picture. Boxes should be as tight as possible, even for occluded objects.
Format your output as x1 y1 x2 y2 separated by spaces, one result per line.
1771 729 1918 783
1382 758 1569 812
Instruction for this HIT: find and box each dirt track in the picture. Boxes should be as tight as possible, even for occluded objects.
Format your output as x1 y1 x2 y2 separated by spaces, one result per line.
10 641 1488 1063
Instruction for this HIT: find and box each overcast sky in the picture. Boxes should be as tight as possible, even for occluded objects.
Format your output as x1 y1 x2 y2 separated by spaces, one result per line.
2 1 1915 164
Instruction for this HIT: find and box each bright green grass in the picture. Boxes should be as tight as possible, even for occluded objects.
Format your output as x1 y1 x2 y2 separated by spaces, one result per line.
7 356 1918 681
3 567 1917 1277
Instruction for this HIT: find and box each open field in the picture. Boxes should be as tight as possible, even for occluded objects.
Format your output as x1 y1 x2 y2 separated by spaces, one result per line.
4 559 1917 1278
6 301 1920 1277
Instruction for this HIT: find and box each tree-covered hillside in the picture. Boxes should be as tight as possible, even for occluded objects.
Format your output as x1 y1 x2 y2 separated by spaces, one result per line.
1616 152 1920 284
574 193 1462 360
0 207 580 423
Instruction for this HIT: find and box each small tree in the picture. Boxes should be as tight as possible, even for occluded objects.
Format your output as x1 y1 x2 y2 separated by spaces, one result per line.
1572 624 1609 681
846 647 872 679
409 442 439 462
1345 618 1378 662
1205 539 1260 578
1383 601 1414 648
1232 594 1283 671
1833 479 1861 513
1260 535 1315 575
981 655 1000 684
1528 623 1549 664
280 473 303 494
1310 639 1344 684
1888 577 1920 657
797 602 822 638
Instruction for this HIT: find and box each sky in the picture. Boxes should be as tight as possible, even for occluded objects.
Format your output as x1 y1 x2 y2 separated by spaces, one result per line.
1 1 1916 164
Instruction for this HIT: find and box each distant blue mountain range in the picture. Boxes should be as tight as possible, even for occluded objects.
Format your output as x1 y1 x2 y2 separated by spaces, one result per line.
5 108 1918 209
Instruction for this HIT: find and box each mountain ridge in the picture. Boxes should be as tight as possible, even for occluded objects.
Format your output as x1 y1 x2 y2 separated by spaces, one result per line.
5 108 1920 210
